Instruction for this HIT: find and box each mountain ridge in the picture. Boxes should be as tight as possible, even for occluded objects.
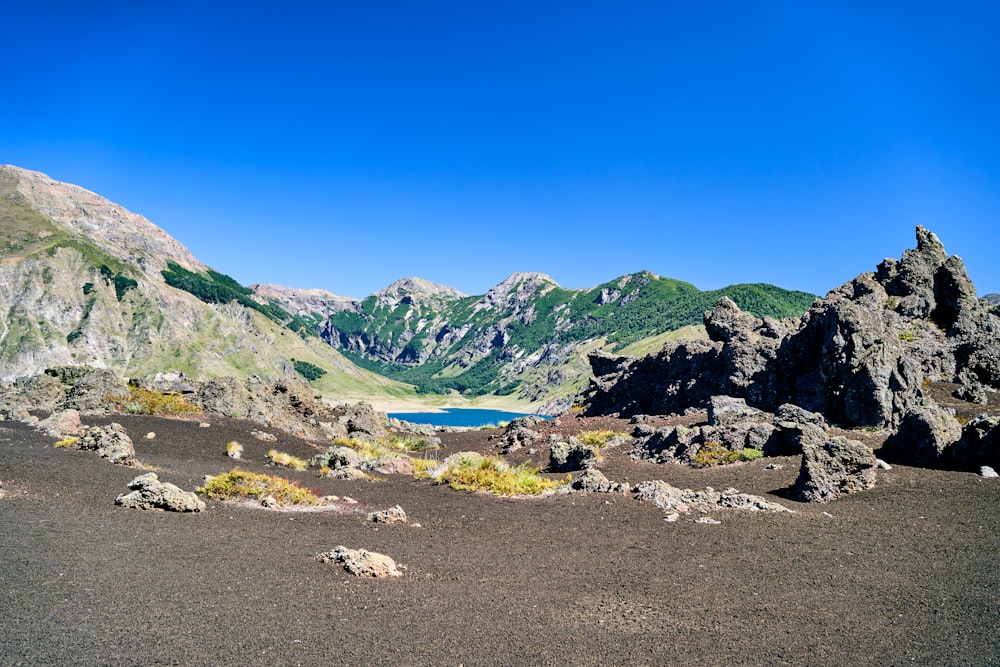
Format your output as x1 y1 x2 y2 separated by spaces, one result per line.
1 165 816 412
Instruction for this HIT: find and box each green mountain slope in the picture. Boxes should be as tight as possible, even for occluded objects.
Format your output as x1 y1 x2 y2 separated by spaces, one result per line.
304 270 815 411
0 165 414 402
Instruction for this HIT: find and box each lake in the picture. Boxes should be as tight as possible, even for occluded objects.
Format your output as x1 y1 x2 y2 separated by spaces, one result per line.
387 408 550 428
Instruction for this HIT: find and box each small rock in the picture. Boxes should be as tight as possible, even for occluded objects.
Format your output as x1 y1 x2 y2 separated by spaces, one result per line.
261 496 278 508
341 496 358 504
980 466 999 478
145 432 156 440
876 459 893 470
316 546 402 578
251 429 277 442
199 422 211 428
367 505 407 524
764 463 783 470
696 517 721 524
664 512 680 522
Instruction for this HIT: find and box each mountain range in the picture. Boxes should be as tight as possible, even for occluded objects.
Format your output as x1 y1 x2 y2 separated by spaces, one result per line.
0 165 816 412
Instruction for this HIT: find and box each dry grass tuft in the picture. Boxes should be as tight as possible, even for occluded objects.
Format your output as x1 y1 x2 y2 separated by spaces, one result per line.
267 449 308 471
105 386 202 417
197 469 321 506
426 452 567 496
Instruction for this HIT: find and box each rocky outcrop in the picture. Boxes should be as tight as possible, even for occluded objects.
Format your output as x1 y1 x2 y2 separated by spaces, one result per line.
196 375 326 439
951 415 1000 469
880 404 963 468
115 473 205 512
586 227 998 431
792 436 877 503
316 546 403 578
492 416 544 454
633 480 789 515
37 409 86 439
77 423 138 466
340 401 389 442
549 440 600 472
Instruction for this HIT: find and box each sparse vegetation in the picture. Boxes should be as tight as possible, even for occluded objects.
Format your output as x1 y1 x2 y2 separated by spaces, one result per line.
691 442 765 467
197 469 321 505
425 452 567 496
899 330 918 342
331 436 394 461
267 449 308 471
105 386 202 417
575 429 629 448
691 441 741 467
225 441 243 458
292 359 327 381
390 434 440 452
54 436 79 448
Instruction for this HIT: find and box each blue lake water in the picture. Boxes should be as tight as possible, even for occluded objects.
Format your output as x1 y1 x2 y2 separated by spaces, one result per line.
388 408 550 428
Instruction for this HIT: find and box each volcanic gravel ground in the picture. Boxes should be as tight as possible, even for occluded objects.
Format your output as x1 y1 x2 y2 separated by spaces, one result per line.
1 414 998 666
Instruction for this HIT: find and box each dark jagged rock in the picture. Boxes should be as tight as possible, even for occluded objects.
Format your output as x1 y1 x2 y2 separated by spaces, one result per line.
492 416 544 454
549 441 600 472
881 404 963 468
792 436 877 503
585 227 998 431
341 401 389 442
569 469 626 493
951 415 1000 469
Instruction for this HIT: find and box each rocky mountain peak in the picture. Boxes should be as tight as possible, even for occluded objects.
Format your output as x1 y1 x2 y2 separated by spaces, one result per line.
0 165 205 276
375 277 467 301
252 283 358 316
476 272 559 312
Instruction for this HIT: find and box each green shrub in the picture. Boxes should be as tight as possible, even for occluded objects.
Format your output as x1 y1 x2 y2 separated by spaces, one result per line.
292 359 327 381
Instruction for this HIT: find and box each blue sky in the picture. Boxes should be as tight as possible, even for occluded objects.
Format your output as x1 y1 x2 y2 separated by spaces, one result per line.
2 1 998 298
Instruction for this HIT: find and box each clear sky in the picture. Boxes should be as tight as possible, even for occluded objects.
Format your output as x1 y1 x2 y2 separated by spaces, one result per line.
2 1 998 298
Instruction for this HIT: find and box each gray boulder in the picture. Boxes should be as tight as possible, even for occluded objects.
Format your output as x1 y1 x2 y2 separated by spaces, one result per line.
77 423 138 466
115 473 205 512
793 436 877 503
771 404 831 456
316 546 402 578
550 440 600 472
367 505 408 524
493 417 542 454
311 445 364 470
708 395 766 426
342 401 389 442
570 469 625 493
881 404 963 467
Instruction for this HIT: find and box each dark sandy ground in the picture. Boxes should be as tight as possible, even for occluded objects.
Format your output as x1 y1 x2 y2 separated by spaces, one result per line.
1 413 998 666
